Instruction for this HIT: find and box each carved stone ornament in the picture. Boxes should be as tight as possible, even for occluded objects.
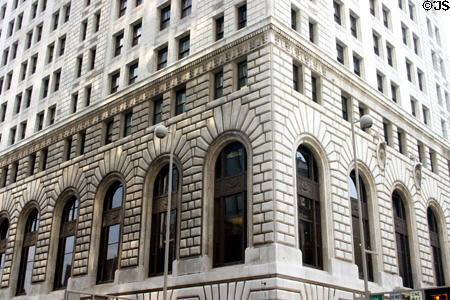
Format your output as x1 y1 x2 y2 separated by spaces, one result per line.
376 141 386 170
414 162 422 189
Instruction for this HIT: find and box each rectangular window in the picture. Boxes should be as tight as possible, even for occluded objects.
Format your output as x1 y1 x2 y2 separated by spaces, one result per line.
41 76 49 98
422 105 429 125
20 62 27 81
369 0 375 16
341 95 349 121
383 121 390 145
291 9 297 30
29 153 36 176
160 5 170 30
405 60 412 82
53 69 61 92
128 61 138 84
52 11 59 30
391 82 398 103
216 16 224 40
118 0 127 17
47 43 54 63
410 97 417 117
0 103 7 122
413 35 419 55
81 20 88 41
41 0 47 12
214 71 224 99
94 12 101 32
181 0 191 18
436 84 442 105
293 63 302 93
237 60 247 90
353 54 361 76
114 32 124 56
350 13 358 38
11 42 18 59
373 33 379 56
36 23 43 42
25 87 33 108
15 94 22 114
336 42 344 64
333 1 341 25
110 71 120 93
237 4 247 29
131 21 142 46
309 21 316 43
40 148 48 171
123 112 132 137
6 72 12 90
136 0 143 7
48 106 56 125
76 56 83 78
17 13 23 30
178 35 190 59
71 93 78 113
417 141 423 163
64 3 71 22
401 24 408 45
397 129 405 154
377 72 384 93
85 85 92 106
311 74 318 103
26 31 33 49
64 136 72 161
58 35 66 56
2 48 8 66
175 89 186 115
30 54 38 74
104 120 114 145
435 27 441 46
8 20 14 37
386 44 393 66
429 149 436 173
9 127 16 145
11 162 18 183
89 47 96 70
408 2 415 20
399 0 403 9
382 6 389 28
1 167 8 188
78 131 86 155
153 98 163 125
157 47 168 70
36 111 44 131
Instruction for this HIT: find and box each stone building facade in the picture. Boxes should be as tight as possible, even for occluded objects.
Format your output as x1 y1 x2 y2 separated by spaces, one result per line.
0 0 448 299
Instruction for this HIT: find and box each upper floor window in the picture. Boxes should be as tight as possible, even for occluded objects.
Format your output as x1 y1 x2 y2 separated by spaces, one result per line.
175 89 186 115
178 35 190 59
237 4 247 29
131 21 142 46
118 0 127 17
160 5 171 30
350 13 358 38
237 60 247 90
0 218 8 281
157 46 168 70
214 70 224 99
214 142 247 267
215 16 224 41
181 0 191 18
333 1 341 25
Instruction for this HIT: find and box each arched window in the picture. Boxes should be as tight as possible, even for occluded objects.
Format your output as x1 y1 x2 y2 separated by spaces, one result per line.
392 191 413 288
97 182 123 283
214 142 247 267
0 217 8 280
296 145 322 268
149 164 178 276
54 196 79 289
427 207 445 286
349 171 373 281
16 208 39 295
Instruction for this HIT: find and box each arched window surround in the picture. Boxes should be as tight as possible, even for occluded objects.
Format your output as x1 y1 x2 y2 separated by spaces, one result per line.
202 132 253 268
389 181 422 287
0 212 9 283
292 136 332 271
47 188 80 291
347 162 380 283
426 201 448 286
12 202 40 296
140 155 182 277
88 173 125 285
